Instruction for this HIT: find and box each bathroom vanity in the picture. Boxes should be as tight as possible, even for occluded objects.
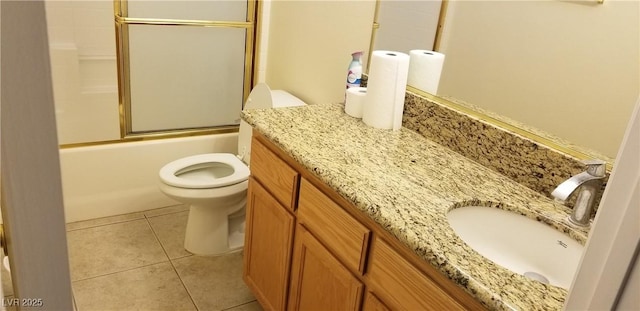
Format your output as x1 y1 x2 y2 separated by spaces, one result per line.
244 133 484 310
241 103 589 310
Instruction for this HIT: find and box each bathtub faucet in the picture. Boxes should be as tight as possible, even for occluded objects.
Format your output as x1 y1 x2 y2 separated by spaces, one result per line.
551 159 606 227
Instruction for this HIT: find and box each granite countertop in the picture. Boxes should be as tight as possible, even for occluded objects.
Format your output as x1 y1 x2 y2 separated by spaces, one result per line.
242 103 588 311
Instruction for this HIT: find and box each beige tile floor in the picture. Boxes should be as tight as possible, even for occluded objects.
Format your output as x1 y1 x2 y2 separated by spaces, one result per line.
65 204 262 311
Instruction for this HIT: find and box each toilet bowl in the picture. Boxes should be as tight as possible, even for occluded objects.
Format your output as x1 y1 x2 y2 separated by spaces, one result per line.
159 83 306 256
159 154 250 255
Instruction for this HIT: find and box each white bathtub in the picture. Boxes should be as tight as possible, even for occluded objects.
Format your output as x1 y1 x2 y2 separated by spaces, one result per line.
59 133 238 223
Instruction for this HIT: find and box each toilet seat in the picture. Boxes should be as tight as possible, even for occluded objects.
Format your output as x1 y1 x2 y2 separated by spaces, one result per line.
156 84 307 256
160 153 249 189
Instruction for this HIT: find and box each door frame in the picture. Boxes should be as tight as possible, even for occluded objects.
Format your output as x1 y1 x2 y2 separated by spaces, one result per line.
0 1 73 309
565 99 640 309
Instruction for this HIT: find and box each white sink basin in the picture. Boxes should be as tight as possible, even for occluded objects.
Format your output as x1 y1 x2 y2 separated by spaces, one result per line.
447 206 583 289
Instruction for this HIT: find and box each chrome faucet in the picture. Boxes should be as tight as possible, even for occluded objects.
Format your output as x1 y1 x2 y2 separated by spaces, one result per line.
551 159 606 227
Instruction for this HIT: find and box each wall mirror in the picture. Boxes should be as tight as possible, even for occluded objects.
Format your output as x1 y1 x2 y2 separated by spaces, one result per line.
372 0 639 161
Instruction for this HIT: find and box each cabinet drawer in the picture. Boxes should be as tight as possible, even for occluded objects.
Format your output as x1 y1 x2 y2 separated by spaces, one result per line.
250 137 299 211
297 178 370 273
367 237 466 311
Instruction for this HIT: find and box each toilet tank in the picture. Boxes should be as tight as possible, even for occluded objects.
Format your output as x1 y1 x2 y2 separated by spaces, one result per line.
237 83 306 165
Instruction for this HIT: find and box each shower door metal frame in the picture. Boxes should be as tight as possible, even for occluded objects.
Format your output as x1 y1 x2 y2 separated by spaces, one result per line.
114 0 257 139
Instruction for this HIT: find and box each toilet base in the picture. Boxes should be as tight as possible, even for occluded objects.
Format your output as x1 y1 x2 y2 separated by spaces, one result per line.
183 198 246 256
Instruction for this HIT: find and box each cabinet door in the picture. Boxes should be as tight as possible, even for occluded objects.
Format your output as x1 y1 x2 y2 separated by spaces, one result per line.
243 178 295 311
288 224 363 311
362 291 390 311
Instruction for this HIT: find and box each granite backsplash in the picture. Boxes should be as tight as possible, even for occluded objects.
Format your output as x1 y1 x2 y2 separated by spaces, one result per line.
401 90 609 197
360 75 610 215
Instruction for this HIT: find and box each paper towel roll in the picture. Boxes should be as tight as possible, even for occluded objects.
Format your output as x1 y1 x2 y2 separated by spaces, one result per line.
408 50 445 94
345 87 367 118
362 50 410 130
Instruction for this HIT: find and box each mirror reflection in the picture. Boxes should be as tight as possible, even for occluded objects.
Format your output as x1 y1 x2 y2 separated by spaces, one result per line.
375 0 639 159
372 0 441 53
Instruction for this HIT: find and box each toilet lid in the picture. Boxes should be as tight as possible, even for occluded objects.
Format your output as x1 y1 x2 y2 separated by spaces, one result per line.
159 153 249 189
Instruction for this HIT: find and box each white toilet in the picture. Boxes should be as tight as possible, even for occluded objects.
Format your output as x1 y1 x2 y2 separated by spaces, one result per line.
158 84 306 256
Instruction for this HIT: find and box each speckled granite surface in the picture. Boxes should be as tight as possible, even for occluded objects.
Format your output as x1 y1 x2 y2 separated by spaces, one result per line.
362 75 610 214
403 91 611 209
437 94 615 165
242 103 589 311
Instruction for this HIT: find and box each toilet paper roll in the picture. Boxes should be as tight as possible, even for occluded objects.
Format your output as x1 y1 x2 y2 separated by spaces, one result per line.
345 87 367 118
362 50 410 131
408 50 445 94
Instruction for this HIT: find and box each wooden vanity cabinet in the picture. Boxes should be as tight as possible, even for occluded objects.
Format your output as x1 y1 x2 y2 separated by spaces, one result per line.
243 138 299 310
288 224 364 310
287 178 371 310
366 237 467 310
296 179 370 274
244 132 485 311
362 291 390 311
249 136 299 211
243 178 295 311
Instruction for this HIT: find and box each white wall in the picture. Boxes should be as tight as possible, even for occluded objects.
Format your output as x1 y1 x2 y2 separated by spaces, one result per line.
45 0 120 144
438 0 639 158
264 1 376 105
255 0 272 83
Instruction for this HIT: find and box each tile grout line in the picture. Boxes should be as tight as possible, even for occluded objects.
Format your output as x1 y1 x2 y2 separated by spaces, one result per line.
66 216 145 232
143 212 193 260
65 204 189 232
67 205 194 310
71 260 170 283
144 216 201 311
220 299 260 311
68 217 171 283
143 206 191 219
143 215 174 264
168 257 201 311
